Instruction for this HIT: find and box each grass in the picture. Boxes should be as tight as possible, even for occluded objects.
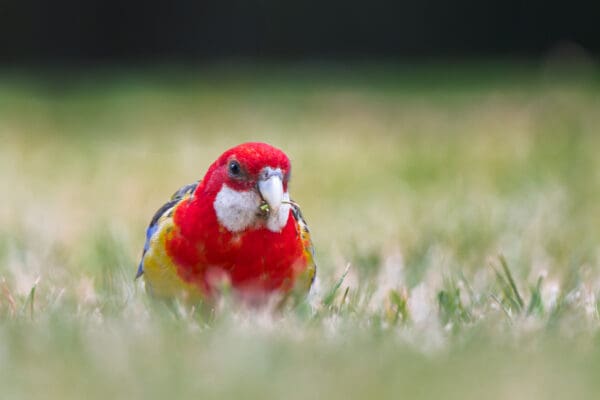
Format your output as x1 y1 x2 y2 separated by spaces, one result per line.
1 61 600 399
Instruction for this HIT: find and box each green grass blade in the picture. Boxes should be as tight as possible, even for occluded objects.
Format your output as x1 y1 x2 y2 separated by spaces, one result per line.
499 255 524 310
323 264 351 307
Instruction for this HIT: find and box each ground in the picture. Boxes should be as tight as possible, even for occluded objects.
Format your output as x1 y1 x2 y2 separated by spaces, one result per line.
1 62 600 399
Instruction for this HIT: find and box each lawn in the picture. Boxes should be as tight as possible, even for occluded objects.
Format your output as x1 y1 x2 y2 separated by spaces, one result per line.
1 62 600 399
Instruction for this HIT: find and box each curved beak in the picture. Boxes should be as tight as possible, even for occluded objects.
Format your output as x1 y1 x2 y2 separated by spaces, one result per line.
258 169 284 212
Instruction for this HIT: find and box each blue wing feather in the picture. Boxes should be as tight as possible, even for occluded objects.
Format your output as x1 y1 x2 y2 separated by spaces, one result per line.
136 181 199 279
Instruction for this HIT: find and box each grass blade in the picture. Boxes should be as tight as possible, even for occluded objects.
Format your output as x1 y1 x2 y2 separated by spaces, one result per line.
499 255 524 309
323 264 350 307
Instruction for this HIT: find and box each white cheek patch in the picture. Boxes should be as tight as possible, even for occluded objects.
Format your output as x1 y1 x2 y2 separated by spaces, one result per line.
214 184 291 233
214 185 261 232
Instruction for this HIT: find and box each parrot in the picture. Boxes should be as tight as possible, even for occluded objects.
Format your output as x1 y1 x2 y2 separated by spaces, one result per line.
136 142 316 305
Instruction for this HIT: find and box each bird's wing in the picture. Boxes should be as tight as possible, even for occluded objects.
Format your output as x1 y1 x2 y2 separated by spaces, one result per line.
136 181 199 279
289 201 317 292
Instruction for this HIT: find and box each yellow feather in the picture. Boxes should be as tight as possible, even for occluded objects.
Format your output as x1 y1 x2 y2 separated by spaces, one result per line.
142 204 203 303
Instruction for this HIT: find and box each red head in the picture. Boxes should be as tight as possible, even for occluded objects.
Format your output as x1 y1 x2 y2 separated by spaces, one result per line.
203 142 291 194
199 142 294 233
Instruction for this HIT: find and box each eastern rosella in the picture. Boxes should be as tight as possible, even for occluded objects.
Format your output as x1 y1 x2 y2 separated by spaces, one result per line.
136 142 316 304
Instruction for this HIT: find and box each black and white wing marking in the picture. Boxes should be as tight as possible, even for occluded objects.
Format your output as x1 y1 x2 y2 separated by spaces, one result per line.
135 181 199 279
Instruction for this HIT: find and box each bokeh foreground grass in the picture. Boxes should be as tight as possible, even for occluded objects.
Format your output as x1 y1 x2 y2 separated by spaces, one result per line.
1 63 600 399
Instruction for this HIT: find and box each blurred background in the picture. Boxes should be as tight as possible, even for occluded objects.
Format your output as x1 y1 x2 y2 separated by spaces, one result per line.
1 0 599 63
2 2 600 399
1 0 599 269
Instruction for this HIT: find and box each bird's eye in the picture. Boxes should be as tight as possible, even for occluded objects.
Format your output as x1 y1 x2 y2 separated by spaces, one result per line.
228 160 242 177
